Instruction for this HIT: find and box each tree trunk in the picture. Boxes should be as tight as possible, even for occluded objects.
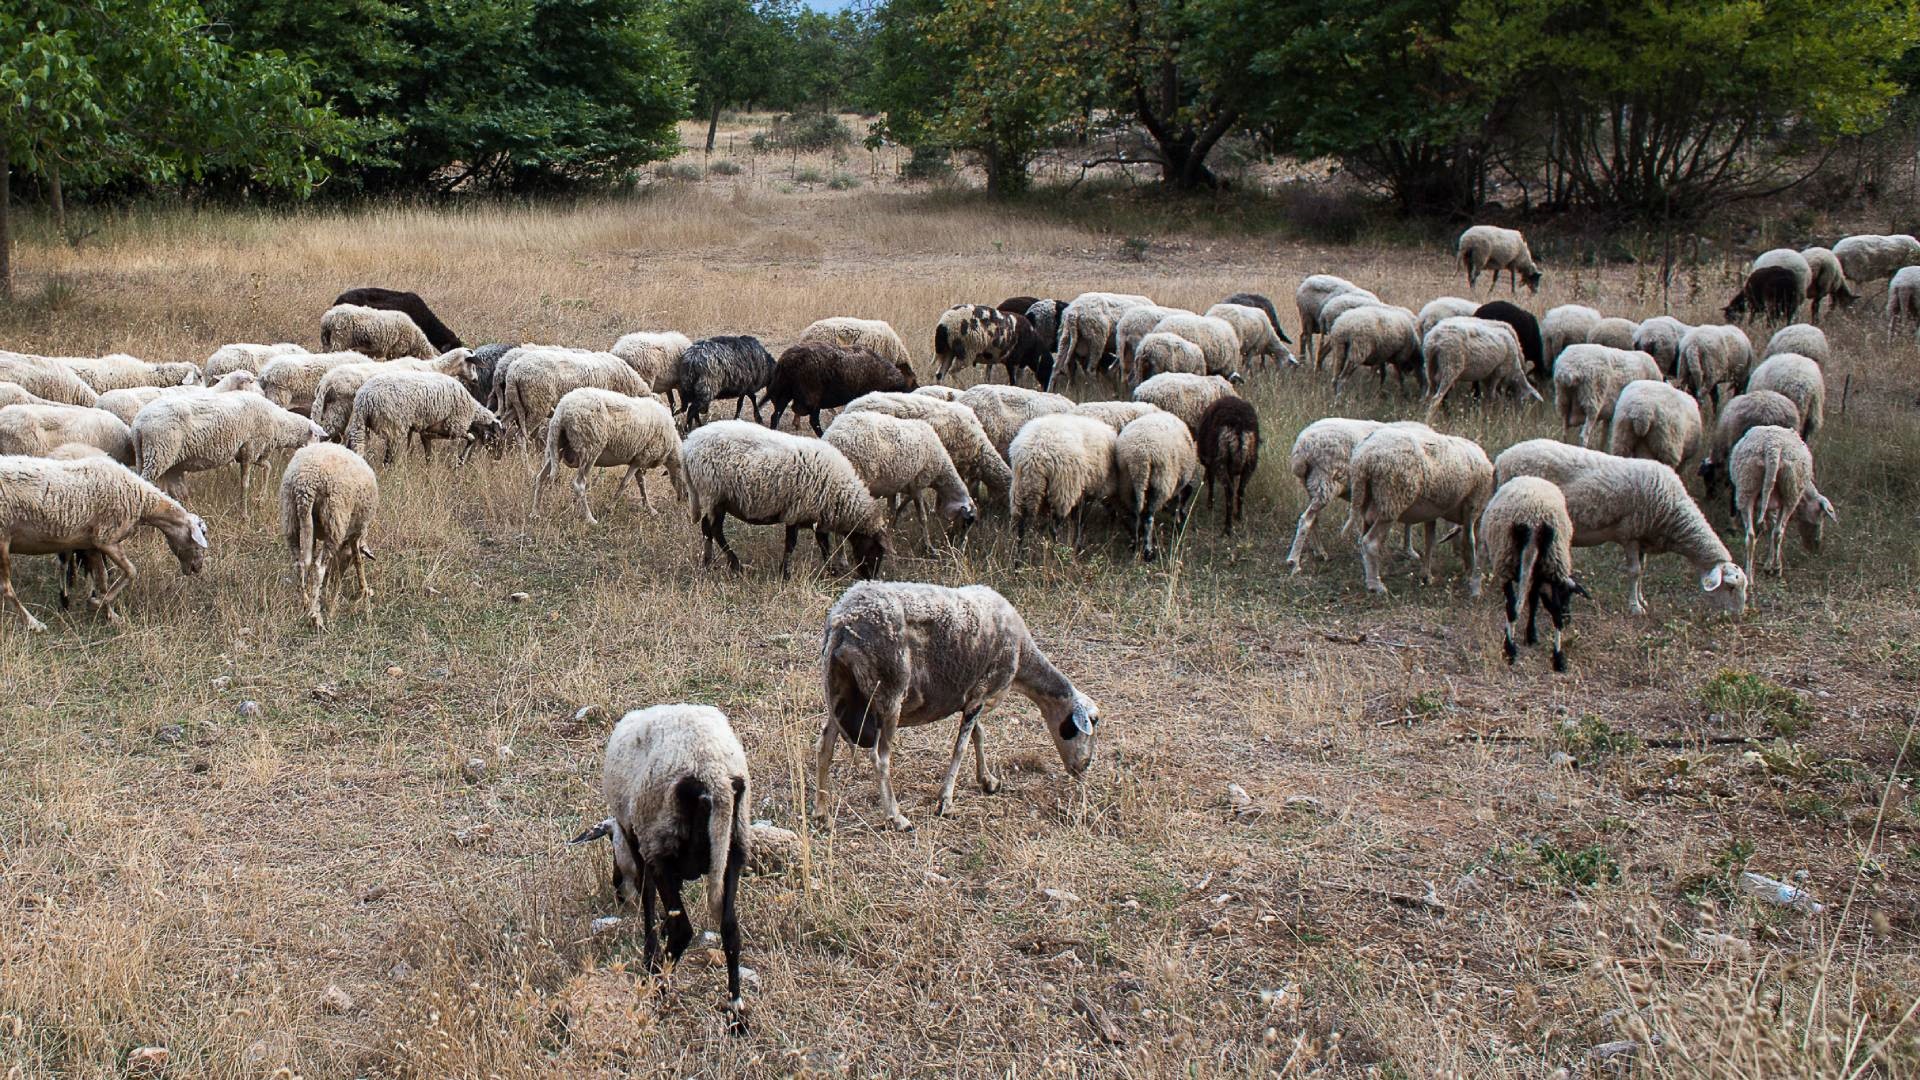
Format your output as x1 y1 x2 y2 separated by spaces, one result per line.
0 141 12 301
705 101 722 153
48 162 64 238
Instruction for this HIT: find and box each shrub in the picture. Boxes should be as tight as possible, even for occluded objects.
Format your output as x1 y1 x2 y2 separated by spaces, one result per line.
901 145 955 183
1700 669 1811 738
1275 184 1371 245
826 173 862 191
769 113 854 152
794 166 826 185
708 160 743 176
1533 841 1620 888
1558 714 1643 758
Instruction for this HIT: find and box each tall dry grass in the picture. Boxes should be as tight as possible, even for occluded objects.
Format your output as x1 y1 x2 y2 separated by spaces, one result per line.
1 189 1918 1078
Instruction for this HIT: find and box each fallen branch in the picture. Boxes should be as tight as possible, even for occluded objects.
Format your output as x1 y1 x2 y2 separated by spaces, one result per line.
1318 879 1447 916
1451 731 1762 749
1321 632 1424 650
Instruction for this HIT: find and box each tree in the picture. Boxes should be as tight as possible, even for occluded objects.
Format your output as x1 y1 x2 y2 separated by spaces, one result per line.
669 0 787 152
0 0 354 297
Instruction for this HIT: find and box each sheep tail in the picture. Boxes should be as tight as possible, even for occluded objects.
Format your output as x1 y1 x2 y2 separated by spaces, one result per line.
702 773 744 927
1511 521 1539 618
1760 445 1784 521
1342 467 1370 537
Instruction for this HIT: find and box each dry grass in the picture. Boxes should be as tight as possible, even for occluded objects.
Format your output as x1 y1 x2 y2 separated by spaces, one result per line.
2 186 1919 1079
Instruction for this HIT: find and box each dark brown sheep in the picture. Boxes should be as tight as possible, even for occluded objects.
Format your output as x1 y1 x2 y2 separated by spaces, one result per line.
766 342 916 435
1195 396 1261 535
1723 267 1802 323
333 287 463 352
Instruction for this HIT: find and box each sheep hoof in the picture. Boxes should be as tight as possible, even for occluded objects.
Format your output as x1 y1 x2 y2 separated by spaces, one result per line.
722 1004 749 1036
980 775 1001 794
935 799 955 817
887 813 915 832
1365 582 1389 596
23 616 48 633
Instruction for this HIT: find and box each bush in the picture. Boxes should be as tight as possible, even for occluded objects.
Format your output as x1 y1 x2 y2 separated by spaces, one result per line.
901 145 955 183
708 160 743 176
1275 184 1372 245
653 161 702 181
768 113 854 152
794 166 826 185
1700 669 1811 738
826 173 862 191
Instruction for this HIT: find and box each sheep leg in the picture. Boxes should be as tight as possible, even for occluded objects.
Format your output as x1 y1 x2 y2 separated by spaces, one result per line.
873 721 913 831
657 876 695 963
1141 500 1159 562
306 546 330 628
812 712 840 824
1460 516 1481 597
719 840 747 1035
637 859 662 973
572 460 599 525
1502 579 1520 664
0 544 47 633
970 714 999 792
350 544 374 607
629 469 655 514
781 525 801 580
1623 543 1648 614
93 543 138 616
1231 470 1252 536
1548 592 1571 673
936 708 984 816
1769 515 1790 577
1286 490 1328 572
707 513 743 573
1739 498 1758 580
1360 521 1391 595
809 410 824 437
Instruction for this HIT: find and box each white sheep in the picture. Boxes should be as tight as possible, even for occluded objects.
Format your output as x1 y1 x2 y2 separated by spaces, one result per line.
1699 390 1801 498
610 331 693 403
279 442 378 628
1607 379 1703 471
533 388 686 524
1751 248 1813 302
595 704 752 1031
1632 316 1691 376
0 352 100 406
1053 292 1153 386
1115 411 1199 560
1325 305 1422 393
818 581 1098 831
1730 425 1836 578
1151 313 1242 376
1889 266 1920 333
501 348 648 441
1112 303 1189 382
1479 476 1585 672
258 350 382 414
1833 233 1920 287
1416 297 1480 342
345 370 502 466
57 354 202 393
823 411 976 539
1009 413 1118 552
1294 274 1375 364
841 391 1011 507
799 316 913 369
1344 426 1493 595
1069 400 1161 433
131 391 328 499
0 403 134 463
1456 225 1543 293
1762 324 1830 367
1552 344 1662 447
95 370 260 425
319 303 438 360
912 385 964 402
1675 324 1754 411
1314 292 1389 367
205 342 307 382
0 453 208 631
309 351 478 439
1494 439 1748 615
957 383 1075 459
1205 303 1293 370
1800 247 1856 319
1131 372 1238 434
1422 316 1540 421
0 382 60 410
1132 331 1207 380
681 420 891 579
1745 353 1824 441
1587 317 1640 351
1540 305 1602 372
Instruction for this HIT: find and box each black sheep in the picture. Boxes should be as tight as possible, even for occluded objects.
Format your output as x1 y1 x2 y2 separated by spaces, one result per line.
679 336 777 429
1221 292 1293 344
1724 266 1802 323
766 342 916 435
1195 396 1261 535
333 287 463 352
467 342 511 406
1474 300 1546 377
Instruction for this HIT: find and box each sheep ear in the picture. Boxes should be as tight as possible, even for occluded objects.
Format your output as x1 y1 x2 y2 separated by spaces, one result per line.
188 516 209 549
1700 564 1725 591
1069 693 1097 735
1820 496 1838 522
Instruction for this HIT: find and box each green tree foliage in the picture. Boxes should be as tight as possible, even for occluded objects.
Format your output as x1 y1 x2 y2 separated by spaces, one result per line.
670 0 790 151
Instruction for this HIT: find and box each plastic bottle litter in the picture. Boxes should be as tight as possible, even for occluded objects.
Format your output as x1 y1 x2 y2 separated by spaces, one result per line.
1738 871 1825 913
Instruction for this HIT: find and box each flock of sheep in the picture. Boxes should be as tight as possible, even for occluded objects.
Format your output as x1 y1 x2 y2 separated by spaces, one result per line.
0 218 1887 1027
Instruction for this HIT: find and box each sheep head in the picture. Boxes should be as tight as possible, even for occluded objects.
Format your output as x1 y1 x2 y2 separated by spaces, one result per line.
1699 561 1749 617
1794 487 1837 552
1041 688 1100 777
162 513 210 576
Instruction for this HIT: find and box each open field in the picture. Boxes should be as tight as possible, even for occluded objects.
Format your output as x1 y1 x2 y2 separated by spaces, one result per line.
3 186 1920 1078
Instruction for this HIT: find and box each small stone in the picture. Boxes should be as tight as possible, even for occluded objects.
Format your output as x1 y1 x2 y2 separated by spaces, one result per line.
210 676 232 691
363 885 391 903
1549 751 1576 769
495 745 514 762
237 626 253 637
1283 795 1323 813
388 960 414 981
768 633 793 647
924 870 951 885
1226 783 1253 808
320 985 355 1014
591 916 623 935
461 757 488 782
740 965 761 991
573 705 602 722
236 700 263 719
431 668 450 680
386 665 404 678
1040 888 1079 904
1208 919 1231 936
155 725 184 745
453 823 495 847
128 1047 169 1070
507 592 531 603
311 685 339 703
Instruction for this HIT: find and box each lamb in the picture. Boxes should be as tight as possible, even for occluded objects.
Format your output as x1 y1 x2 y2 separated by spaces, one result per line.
818 581 1098 832
1152 313 1242 378
1730 425 1836 578
0 382 60 410
1132 332 1207 381
0 353 100 406
799 317 914 370
1607 379 1703 471
131 391 328 499
1745 353 1825 441
58 354 203 393
841 392 1011 506
1699 390 1801 498
1132 372 1239 435
678 336 777 429
1724 265 1802 323
1115 411 1200 560
310 352 480 439
1069 400 1160 432
345 370 503 466
1111 303 1189 383
1474 300 1546 376
1800 247 1857 320
1887 266 1920 332
1552 344 1662 447
1675 324 1755 410
1008 414 1118 551
258 350 382 414
278 442 379 628
824 411 975 540
205 342 307 382
332 286 463 353
0 404 134 464
95 370 261 425
534 388 686 525
1205 303 1293 370
680 420 890 578
593 704 752 1031
1195 396 1261 538
1479 477 1586 672
1493 439 1748 615
1052 292 1153 386
1422 316 1540 421
1540 305 1602 374
319 303 438 360
932 305 1050 388
1632 315 1691 376
1344 426 1493 596
1456 225 1543 293
1587 317 1640 350
1833 233 1920 287
1220 292 1291 344
1324 304 1422 394
767 342 915 435
502 348 649 439
1762 323 1831 367
1416 297 1481 343
958 383 1074 459
610 331 693 402
1295 275 1375 364
0 454 208 632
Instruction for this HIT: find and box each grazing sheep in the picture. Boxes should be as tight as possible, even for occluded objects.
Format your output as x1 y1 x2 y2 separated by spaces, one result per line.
205 342 306 382
1746 353 1825 441
767 342 915 435
1416 297 1481 342
0 453 208 631
1676 324 1755 410
679 336 777 430
534 389 685 525
799 317 914 370
1422 316 1540 421
819 581 1098 831
1588 317 1640 350
1112 304 1190 383
1608 380 1703 471
1479 476 1585 671
1326 305 1422 393
309 352 481 440
958 383 1075 459
487 343 581 410
1801 247 1857 320
1009 414 1118 552
1552 344 1662 447
95 370 260 425
1314 292 1389 366
913 385 964 402
279 442 378 628
1762 324 1830 367
0 353 101 406
1494 439 1748 615
1132 372 1238 435
58 354 202 393
1724 265 1803 323
258 350 382 414
0 382 60 410
1017 299 1068 363
0 404 134 464
334 287 463 353
1053 292 1153 386
1152 313 1242 377
131 391 328 499
1133 332 1207 381
1456 225 1543 293
1730 425 1836 578
681 421 890 579
346 370 502 466
997 296 1040 317
1206 303 1293 370
594 704 752 1032
611 331 693 402
1295 275 1375 364
1540 305 1602 374
1888 266 1920 333
932 305 1050 388
1287 417 1405 571
464 344 511 406
502 348 648 439
1069 400 1160 433
841 392 1011 507
1632 315 1691 376
1221 292 1291 344
1474 300 1546 377
1699 390 1801 498
1115 411 1200 560
1833 233 1920 287
1345 426 1493 595
1196 396 1261 537
319 303 438 360
823 411 975 539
